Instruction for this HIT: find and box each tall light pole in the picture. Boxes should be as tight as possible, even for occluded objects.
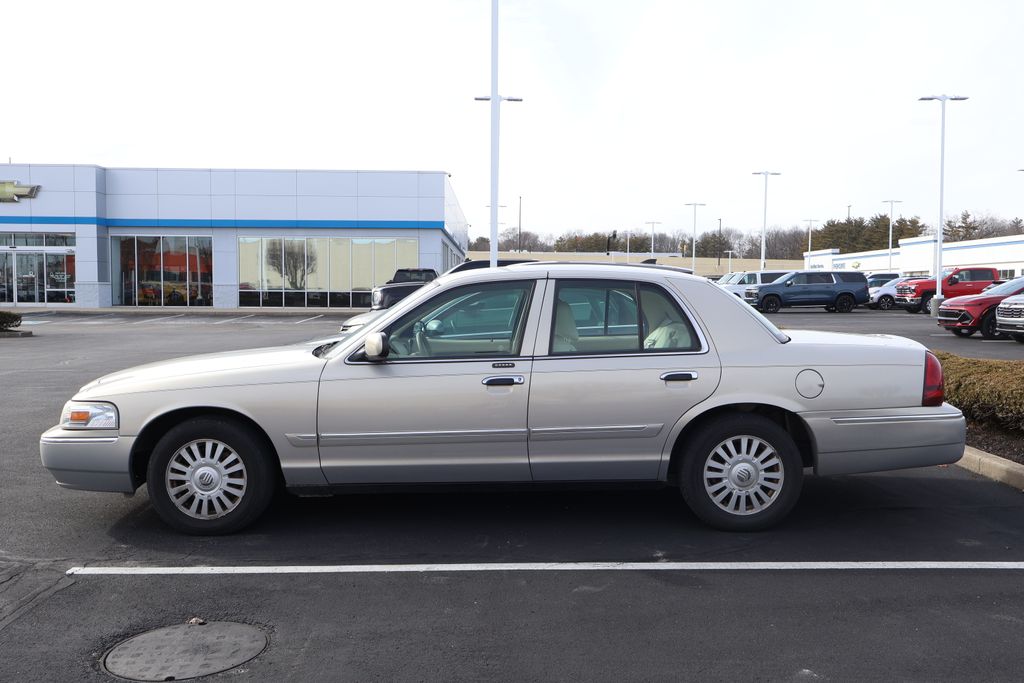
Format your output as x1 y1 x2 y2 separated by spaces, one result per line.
684 202 705 272
645 221 661 259
803 219 818 253
716 218 722 266
475 0 521 268
752 171 781 270
919 94 968 313
847 204 852 221
517 195 522 252
883 199 903 272
625 229 631 263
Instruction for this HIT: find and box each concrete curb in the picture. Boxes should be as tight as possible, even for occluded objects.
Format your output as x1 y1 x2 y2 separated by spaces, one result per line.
956 445 1024 492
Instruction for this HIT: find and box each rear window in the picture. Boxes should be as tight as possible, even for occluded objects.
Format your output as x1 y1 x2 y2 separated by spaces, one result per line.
836 272 868 283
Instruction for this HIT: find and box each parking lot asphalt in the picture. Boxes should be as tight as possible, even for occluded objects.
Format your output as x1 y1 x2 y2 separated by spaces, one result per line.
2 310 1024 680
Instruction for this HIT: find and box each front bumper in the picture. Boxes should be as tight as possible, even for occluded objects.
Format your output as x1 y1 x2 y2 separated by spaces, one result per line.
996 318 1024 334
800 404 965 476
895 295 921 306
39 426 137 493
937 308 974 329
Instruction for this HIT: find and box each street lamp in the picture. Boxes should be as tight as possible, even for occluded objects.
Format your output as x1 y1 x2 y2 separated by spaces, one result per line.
919 94 968 314
803 219 818 253
684 202 705 273
645 221 661 259
475 0 522 268
883 199 903 271
752 171 781 270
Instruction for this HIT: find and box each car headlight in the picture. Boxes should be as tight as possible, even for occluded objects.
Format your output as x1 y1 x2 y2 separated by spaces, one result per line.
60 401 119 430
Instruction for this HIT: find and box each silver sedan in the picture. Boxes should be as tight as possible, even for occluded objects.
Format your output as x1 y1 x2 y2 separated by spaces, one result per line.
41 263 965 534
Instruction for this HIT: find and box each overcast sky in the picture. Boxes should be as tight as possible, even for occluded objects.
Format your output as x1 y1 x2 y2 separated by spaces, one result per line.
3 0 1022 242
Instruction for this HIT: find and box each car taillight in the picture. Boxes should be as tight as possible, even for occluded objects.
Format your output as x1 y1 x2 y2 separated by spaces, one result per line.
922 351 944 406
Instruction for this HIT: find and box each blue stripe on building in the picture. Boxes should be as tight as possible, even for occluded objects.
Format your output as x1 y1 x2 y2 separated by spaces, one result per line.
0 216 446 229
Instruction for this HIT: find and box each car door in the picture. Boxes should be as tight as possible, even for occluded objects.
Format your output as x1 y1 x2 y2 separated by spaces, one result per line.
527 278 721 480
316 276 545 484
784 272 814 304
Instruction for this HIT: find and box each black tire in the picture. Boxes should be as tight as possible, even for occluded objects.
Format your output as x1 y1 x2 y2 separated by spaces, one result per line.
1013 334 1024 344
877 295 895 311
679 414 803 531
920 293 933 314
761 295 781 314
950 327 976 337
147 417 277 535
979 310 1000 339
834 294 854 313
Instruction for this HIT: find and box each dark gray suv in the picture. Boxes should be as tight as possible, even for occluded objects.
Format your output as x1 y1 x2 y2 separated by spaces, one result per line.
744 270 870 313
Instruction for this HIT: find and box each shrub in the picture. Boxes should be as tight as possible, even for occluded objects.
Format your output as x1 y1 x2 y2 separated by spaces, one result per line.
0 311 21 330
935 351 1024 433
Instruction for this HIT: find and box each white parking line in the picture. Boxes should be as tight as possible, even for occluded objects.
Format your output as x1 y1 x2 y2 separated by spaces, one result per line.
213 314 255 325
981 340 1014 343
294 314 324 324
130 314 185 325
65 561 1024 576
19 319 51 326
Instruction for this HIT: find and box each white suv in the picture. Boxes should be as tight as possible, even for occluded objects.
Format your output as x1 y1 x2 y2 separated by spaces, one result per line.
995 294 1024 342
718 271 792 298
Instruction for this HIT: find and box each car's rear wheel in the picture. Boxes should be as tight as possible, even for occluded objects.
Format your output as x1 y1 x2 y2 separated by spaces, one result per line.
920 293 934 314
979 310 1000 339
877 295 895 310
679 414 803 531
834 294 855 313
760 295 781 314
147 417 276 535
950 327 976 337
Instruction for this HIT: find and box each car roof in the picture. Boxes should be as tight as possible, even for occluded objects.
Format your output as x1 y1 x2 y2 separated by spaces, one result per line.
504 261 699 279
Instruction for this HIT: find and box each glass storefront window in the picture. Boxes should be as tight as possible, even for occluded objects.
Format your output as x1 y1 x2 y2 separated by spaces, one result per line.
0 252 12 303
16 252 44 303
162 236 188 306
136 237 161 306
397 239 418 270
374 239 396 287
110 234 212 307
188 237 213 306
263 238 284 290
112 236 136 306
15 233 44 247
44 233 76 247
233 235 432 308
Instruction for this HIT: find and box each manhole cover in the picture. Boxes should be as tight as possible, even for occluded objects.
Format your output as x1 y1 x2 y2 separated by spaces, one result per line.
103 621 267 681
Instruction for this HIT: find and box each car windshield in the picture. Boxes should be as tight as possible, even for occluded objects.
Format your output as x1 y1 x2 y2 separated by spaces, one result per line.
984 277 1024 296
720 272 740 284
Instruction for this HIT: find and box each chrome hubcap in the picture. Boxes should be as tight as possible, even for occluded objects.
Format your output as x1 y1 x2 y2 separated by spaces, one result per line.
703 435 784 516
165 439 247 520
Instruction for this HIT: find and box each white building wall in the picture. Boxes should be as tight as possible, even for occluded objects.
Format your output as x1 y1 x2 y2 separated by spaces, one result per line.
805 233 1024 278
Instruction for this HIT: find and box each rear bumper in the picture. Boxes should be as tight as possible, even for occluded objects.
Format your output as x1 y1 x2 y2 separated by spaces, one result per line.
39 426 137 493
800 404 965 476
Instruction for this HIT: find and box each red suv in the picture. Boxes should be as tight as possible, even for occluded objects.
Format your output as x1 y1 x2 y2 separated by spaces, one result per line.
937 277 1024 338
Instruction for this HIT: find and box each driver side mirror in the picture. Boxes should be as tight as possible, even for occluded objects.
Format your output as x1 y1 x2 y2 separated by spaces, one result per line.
947 275 959 285
785 280 794 287
364 332 390 362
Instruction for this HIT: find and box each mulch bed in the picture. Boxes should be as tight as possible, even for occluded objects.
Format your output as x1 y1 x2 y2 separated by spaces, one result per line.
966 419 1024 467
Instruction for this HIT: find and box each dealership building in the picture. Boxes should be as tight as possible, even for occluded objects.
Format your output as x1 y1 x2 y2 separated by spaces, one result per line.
0 164 468 309
804 233 1024 279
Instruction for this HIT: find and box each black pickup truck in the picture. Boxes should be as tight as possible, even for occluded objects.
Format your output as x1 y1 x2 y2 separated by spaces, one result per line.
370 268 439 310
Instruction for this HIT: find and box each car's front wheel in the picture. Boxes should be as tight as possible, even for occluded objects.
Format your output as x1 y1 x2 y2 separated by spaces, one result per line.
147 417 277 535
679 414 803 531
877 295 895 310
979 310 1000 339
760 295 782 314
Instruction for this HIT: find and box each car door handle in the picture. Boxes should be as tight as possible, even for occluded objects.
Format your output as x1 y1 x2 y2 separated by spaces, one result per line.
482 375 525 386
660 371 698 382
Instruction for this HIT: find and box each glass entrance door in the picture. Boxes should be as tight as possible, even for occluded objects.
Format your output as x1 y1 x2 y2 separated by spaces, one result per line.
16 253 45 303
0 253 12 303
